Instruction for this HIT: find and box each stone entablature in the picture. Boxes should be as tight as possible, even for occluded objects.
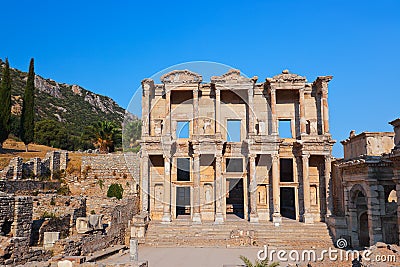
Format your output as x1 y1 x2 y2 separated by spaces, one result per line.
140 68 335 225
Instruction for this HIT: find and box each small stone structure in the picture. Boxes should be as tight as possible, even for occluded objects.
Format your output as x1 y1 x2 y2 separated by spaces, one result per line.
329 121 400 248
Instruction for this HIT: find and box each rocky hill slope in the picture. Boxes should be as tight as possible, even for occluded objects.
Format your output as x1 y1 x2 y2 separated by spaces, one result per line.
0 58 126 139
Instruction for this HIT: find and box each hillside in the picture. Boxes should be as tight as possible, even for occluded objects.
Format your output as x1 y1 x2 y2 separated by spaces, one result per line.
0 58 128 149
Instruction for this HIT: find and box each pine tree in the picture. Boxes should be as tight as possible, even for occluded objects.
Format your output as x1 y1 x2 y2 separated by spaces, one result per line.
0 58 12 151
20 58 35 152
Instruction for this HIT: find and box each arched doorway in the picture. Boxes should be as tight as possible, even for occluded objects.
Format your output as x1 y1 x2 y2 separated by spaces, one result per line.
355 191 370 247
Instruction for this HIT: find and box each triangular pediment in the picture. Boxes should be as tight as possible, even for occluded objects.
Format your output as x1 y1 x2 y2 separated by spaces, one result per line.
160 70 202 84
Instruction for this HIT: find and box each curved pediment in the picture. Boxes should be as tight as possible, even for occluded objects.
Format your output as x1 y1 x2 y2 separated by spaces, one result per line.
268 69 307 83
211 69 256 83
160 69 202 84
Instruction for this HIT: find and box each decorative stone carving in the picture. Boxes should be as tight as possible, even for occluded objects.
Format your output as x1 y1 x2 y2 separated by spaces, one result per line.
267 70 307 83
160 70 202 84
211 69 256 83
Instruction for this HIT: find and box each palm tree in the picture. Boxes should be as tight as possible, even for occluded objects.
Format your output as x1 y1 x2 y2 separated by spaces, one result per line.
239 255 279 267
91 121 121 153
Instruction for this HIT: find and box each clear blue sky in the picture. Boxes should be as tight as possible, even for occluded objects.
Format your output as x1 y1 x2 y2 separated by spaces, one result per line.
1 0 399 157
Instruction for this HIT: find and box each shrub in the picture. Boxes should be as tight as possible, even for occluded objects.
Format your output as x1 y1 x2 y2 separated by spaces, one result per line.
57 185 70 196
107 183 123 200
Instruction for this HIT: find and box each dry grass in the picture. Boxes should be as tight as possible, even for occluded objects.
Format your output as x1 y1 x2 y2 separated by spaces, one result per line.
0 139 57 169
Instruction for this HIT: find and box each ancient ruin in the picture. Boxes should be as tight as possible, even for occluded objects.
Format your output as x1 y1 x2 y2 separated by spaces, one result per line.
329 119 400 248
140 69 335 225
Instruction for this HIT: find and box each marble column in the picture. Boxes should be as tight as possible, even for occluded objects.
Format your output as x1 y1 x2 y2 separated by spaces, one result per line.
215 153 224 224
324 155 333 218
193 87 199 135
299 88 306 135
161 155 171 223
272 154 281 225
302 154 313 224
141 153 149 213
215 87 221 136
141 81 150 136
270 88 277 135
165 89 171 135
192 153 202 223
248 86 255 135
249 154 259 223
321 89 330 134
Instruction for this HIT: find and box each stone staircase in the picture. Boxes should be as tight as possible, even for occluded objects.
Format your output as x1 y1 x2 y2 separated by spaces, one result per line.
143 218 335 250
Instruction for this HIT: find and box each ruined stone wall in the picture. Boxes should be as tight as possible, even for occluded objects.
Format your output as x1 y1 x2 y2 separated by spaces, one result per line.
71 153 139 197
81 153 139 180
0 195 51 265
30 195 86 245
0 180 60 194
53 196 139 256
0 150 68 180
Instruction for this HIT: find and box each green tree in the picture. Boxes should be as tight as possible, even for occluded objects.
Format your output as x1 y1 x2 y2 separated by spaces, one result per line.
107 183 124 199
20 58 35 152
239 255 279 267
0 58 12 150
34 120 69 148
89 121 121 153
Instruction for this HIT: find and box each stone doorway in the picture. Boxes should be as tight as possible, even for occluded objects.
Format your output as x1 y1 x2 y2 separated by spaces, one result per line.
280 187 296 220
356 191 370 247
359 211 370 247
226 178 244 219
176 187 191 218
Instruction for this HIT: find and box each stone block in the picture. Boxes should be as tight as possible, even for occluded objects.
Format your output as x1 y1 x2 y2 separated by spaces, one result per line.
44 232 60 249
57 260 73 267
76 214 103 234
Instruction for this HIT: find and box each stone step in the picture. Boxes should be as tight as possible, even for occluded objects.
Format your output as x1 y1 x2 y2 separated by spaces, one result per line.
144 220 334 248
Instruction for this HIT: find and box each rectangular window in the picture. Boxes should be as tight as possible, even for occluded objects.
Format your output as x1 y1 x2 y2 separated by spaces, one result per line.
226 158 243 173
280 158 294 182
278 119 292 138
176 121 190 139
227 120 241 142
177 158 190 181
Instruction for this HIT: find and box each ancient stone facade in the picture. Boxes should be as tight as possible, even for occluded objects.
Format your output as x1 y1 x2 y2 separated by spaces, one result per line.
140 69 335 224
330 122 400 248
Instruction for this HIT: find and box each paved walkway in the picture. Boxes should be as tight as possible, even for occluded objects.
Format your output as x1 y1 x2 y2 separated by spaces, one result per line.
101 247 261 267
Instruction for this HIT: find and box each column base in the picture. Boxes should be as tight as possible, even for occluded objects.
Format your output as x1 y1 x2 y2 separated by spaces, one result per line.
161 214 171 224
192 213 202 224
304 213 314 224
250 213 259 223
272 213 282 226
214 213 224 224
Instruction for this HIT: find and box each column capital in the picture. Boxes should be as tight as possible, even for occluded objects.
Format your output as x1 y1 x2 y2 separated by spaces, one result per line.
249 154 257 159
272 153 279 162
302 153 310 160
324 155 332 162
192 153 200 159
